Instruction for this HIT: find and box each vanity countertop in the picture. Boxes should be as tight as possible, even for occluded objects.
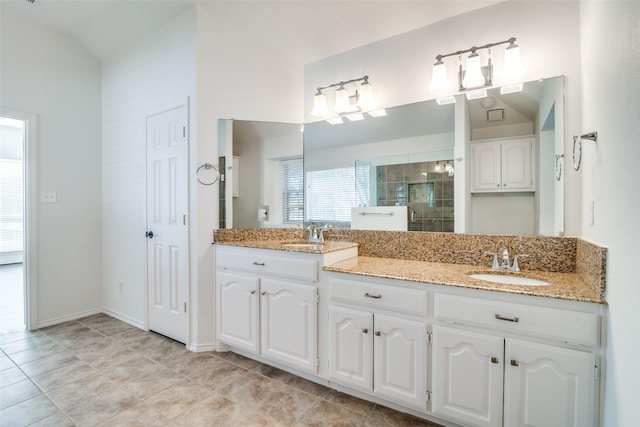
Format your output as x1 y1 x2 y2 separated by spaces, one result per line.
216 240 359 254
324 256 605 304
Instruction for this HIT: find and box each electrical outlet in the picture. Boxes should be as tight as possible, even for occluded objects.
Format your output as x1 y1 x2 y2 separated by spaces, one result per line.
41 191 57 203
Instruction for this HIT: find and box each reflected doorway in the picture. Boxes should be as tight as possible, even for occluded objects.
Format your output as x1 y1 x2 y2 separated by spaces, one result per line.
0 116 26 332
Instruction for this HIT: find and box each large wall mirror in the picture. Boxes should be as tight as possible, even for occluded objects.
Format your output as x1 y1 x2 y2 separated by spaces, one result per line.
219 75 564 236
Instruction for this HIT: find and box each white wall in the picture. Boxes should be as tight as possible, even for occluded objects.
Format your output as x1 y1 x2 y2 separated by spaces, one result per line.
580 2 640 425
101 9 196 329
305 0 583 236
0 12 102 325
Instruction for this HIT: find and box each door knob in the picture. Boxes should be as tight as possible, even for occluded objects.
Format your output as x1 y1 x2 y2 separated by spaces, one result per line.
145 231 154 238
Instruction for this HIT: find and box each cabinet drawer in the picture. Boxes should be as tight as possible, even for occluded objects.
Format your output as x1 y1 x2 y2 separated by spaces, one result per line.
217 246 318 283
434 294 598 347
331 277 429 316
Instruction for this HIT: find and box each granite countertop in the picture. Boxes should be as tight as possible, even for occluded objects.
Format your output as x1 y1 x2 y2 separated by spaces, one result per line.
324 256 605 304
217 240 359 254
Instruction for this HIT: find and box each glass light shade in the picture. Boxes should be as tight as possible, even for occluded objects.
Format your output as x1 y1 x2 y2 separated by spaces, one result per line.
310 93 328 117
501 44 523 83
334 86 351 113
462 52 486 89
429 61 449 95
357 81 375 109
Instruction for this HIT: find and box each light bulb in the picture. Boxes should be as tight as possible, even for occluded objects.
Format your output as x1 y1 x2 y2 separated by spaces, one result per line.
310 91 328 117
334 85 351 113
462 52 486 89
501 43 523 83
357 81 375 110
429 60 449 95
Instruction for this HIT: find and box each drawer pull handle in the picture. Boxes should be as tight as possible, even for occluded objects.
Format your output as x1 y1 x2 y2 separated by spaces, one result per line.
364 293 382 299
495 314 519 323
491 357 499 364
252 262 265 266
375 331 381 336
511 360 519 367
362 328 369 334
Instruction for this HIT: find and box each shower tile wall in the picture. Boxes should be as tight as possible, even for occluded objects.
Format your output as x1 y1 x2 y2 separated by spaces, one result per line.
376 161 454 232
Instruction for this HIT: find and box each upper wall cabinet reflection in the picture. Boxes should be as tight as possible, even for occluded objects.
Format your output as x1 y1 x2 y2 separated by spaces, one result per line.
218 119 303 229
467 76 565 236
304 100 455 232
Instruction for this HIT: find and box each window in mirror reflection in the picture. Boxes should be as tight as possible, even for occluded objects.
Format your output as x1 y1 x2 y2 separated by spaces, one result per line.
282 159 304 223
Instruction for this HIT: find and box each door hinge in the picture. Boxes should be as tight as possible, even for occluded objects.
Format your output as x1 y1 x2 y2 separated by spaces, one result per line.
184 302 187 313
427 332 433 344
594 365 599 381
426 391 432 403
316 294 320 304
316 357 320 367
183 126 186 138
183 214 186 226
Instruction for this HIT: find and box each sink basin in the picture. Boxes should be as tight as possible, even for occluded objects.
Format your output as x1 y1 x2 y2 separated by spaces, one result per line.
468 273 551 286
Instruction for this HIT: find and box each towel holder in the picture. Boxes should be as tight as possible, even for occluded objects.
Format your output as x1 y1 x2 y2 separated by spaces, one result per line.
196 163 220 185
572 132 598 171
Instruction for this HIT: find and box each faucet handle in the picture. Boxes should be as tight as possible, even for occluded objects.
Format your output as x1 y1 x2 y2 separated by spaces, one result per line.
484 252 500 270
512 254 529 272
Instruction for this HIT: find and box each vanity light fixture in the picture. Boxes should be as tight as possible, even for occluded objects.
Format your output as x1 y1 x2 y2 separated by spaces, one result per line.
429 37 524 102
311 75 380 122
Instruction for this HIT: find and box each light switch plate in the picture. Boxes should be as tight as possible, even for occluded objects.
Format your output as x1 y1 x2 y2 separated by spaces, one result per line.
41 191 57 203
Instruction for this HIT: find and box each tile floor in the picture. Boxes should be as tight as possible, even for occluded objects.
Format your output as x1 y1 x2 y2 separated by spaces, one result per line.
0 313 444 426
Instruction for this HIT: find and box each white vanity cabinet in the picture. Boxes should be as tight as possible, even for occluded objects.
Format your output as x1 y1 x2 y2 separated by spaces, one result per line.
432 293 600 427
328 277 429 411
471 136 534 192
216 246 319 373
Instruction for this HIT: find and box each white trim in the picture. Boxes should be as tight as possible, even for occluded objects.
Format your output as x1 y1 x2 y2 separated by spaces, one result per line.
101 308 146 330
0 107 37 331
187 343 217 353
36 308 102 329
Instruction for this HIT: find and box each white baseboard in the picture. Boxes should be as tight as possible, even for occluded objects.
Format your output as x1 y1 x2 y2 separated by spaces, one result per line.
37 307 102 329
101 308 146 330
188 342 217 352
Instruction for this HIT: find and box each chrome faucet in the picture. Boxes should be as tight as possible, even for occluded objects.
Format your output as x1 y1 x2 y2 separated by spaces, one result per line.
307 225 324 243
485 248 528 272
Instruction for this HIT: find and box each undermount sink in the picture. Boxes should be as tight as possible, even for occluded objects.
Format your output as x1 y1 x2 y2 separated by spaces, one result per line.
468 273 551 286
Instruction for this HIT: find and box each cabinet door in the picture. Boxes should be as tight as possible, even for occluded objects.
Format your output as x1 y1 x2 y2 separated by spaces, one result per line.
502 139 533 190
216 271 259 353
472 142 502 191
432 325 503 427
328 306 373 393
374 314 428 410
504 339 596 427
260 278 318 373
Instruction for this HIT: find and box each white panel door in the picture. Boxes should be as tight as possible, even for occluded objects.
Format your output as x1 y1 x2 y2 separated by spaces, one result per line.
216 271 259 353
504 339 596 427
146 104 188 343
260 278 317 373
432 325 504 427
374 314 427 410
328 306 373 392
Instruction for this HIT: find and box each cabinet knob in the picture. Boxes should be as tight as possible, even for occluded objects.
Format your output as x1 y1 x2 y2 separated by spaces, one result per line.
261 291 267 296
362 328 369 334
511 360 519 367
491 357 499 364
250 290 256 295
375 331 381 336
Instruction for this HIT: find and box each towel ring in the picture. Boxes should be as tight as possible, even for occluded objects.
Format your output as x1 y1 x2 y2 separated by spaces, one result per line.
572 132 598 171
555 154 564 181
196 163 220 186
